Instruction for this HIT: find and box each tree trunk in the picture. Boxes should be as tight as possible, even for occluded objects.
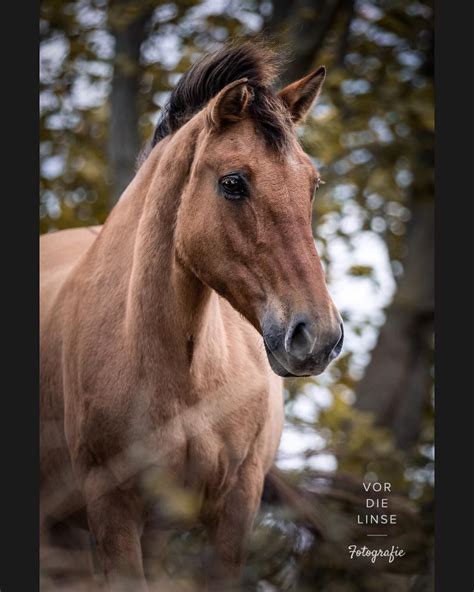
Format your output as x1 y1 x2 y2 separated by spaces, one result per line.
265 0 348 83
354 44 434 451
354 197 434 450
107 1 152 207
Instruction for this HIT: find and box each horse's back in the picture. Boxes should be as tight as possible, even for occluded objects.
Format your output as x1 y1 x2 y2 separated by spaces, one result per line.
40 226 102 323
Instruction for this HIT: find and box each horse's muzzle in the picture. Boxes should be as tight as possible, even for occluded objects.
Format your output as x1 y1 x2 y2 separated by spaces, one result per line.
262 312 344 377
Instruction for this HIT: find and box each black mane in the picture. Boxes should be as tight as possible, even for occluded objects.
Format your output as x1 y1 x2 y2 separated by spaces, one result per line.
148 42 292 154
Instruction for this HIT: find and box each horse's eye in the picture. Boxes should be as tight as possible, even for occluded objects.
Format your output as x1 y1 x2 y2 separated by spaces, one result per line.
219 174 247 199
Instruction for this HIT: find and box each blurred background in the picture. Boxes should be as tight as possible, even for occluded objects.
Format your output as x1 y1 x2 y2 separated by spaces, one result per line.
40 0 434 590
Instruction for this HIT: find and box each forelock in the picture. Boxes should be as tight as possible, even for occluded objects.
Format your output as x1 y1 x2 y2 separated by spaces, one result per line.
138 42 293 167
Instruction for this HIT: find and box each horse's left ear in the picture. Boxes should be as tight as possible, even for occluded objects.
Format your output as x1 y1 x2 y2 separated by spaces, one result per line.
278 66 326 124
208 78 253 129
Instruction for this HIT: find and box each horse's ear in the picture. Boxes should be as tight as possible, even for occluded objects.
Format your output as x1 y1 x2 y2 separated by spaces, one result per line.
208 78 253 129
278 66 326 124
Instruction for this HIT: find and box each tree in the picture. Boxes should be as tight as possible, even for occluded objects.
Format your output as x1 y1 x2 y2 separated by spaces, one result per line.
353 32 434 451
266 0 355 83
107 0 153 206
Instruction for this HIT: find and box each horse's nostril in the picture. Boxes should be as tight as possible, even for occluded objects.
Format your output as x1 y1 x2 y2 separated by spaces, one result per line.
284 317 343 364
285 319 315 359
292 322 308 349
329 323 344 360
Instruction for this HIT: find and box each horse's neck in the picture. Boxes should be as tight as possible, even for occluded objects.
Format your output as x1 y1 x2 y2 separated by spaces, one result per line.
89 119 225 377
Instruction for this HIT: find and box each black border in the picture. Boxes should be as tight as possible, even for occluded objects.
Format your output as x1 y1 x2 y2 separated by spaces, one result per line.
0 1 472 590
435 0 474 590
0 2 39 591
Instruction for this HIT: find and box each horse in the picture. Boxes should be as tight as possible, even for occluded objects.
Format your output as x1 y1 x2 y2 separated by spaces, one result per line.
40 43 343 591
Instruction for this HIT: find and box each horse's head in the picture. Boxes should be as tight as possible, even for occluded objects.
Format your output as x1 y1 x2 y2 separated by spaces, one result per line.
173 48 343 377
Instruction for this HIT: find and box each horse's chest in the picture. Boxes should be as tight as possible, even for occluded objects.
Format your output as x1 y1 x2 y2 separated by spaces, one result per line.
185 423 251 493
149 387 267 496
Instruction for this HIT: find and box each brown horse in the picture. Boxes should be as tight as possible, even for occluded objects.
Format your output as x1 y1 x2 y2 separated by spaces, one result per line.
40 43 343 590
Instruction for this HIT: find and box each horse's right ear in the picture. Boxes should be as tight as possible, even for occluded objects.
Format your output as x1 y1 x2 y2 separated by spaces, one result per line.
207 79 253 129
